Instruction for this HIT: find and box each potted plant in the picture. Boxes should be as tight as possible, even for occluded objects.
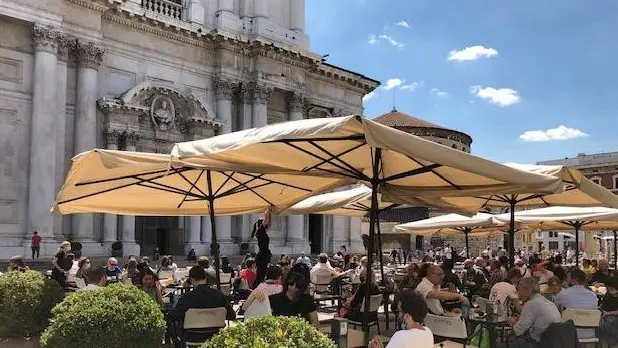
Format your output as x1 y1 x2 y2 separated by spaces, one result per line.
201 316 336 348
40 284 165 348
0 271 64 348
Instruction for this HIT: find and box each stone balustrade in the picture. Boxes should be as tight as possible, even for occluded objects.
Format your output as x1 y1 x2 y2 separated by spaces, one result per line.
142 0 183 21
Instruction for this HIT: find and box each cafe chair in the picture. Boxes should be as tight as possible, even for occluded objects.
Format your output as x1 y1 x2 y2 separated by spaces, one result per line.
183 307 227 348
425 314 475 348
562 308 602 348
219 272 232 284
347 294 383 334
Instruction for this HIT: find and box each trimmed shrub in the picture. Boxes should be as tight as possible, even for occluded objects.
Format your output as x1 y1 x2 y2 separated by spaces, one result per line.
0 270 64 337
201 316 336 348
40 283 165 348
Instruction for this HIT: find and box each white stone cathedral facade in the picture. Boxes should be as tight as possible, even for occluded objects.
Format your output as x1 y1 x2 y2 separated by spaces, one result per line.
0 0 378 258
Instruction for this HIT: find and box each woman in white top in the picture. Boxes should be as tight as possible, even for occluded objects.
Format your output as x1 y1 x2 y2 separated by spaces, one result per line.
241 265 283 311
369 290 434 348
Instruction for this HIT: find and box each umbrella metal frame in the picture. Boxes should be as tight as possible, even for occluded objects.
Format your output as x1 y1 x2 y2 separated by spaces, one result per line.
57 165 315 289
270 136 457 328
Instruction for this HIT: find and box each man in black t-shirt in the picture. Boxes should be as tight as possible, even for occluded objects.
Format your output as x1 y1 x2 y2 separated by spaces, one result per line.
269 271 319 327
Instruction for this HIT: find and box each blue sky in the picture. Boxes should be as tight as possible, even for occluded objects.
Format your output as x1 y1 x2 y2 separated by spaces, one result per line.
306 0 618 164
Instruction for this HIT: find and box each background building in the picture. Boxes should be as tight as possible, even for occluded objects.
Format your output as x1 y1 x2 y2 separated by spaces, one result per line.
534 151 618 256
362 109 504 256
0 0 379 258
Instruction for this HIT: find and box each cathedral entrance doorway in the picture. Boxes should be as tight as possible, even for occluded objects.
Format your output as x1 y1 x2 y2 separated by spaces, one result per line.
308 214 323 254
135 217 183 256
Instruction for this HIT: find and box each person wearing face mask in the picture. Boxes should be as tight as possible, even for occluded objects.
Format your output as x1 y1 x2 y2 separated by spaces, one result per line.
369 290 434 348
75 257 91 284
51 241 72 288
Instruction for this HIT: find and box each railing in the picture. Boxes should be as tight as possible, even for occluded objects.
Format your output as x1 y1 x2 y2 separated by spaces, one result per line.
142 0 183 21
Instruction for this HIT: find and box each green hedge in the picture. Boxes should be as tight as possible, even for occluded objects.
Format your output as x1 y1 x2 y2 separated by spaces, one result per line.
201 316 336 348
0 270 64 337
40 283 165 348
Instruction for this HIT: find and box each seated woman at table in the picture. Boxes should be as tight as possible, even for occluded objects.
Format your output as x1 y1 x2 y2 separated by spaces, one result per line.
269 271 319 328
140 269 164 308
338 271 380 321
121 259 139 285
75 257 90 284
369 290 434 348
541 276 562 301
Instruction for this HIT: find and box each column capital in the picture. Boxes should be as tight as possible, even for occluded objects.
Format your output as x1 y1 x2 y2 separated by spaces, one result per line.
32 24 60 54
104 129 122 147
213 77 237 101
57 34 75 63
76 41 105 70
251 83 274 104
235 83 253 104
124 132 139 148
287 92 306 113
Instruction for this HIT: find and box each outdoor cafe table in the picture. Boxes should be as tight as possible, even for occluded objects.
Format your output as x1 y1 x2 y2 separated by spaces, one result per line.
466 311 507 348
334 328 389 348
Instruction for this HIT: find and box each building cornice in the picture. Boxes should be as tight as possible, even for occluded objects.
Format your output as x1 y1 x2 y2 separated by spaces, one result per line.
64 0 109 13
66 0 380 93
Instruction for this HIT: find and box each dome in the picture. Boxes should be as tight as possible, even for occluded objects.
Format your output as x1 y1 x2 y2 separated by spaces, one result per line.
373 108 473 152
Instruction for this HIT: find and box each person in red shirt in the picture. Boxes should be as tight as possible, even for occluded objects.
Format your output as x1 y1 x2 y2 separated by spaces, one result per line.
239 259 258 289
31 231 42 260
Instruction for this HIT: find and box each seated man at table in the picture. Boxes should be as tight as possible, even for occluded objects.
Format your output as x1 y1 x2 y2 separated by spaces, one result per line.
103 257 122 278
489 268 523 315
369 290 434 348
166 266 235 344
415 265 468 316
501 278 561 348
590 259 612 286
553 269 598 340
310 253 350 293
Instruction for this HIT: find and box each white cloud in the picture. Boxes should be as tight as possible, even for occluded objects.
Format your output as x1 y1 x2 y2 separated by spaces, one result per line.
470 86 520 107
396 20 409 28
447 45 498 62
431 88 449 98
519 126 589 142
380 78 403 90
362 91 376 102
378 34 404 48
367 34 377 45
401 82 420 91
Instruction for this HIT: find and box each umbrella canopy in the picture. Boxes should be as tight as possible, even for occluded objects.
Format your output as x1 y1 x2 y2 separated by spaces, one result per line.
494 206 618 267
53 149 352 290
54 149 351 216
170 115 563 314
392 213 509 258
389 164 618 266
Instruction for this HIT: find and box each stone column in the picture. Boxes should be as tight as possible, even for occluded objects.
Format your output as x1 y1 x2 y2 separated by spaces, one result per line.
186 216 204 255
236 84 253 243
71 40 104 246
201 216 212 245
289 0 305 33
53 34 71 240
120 132 140 256
254 0 269 18
27 25 59 253
214 77 236 254
102 129 121 252
285 92 309 253
349 216 365 253
217 0 234 13
251 83 272 127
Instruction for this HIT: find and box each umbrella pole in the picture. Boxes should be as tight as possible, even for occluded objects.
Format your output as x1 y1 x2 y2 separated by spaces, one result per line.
614 230 617 270
613 230 618 270
465 228 470 259
574 223 580 269
377 212 385 285
363 148 381 333
509 200 516 268
206 170 221 290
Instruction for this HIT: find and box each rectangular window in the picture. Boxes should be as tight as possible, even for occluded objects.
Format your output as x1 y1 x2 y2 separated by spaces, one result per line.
549 241 559 250
614 176 618 189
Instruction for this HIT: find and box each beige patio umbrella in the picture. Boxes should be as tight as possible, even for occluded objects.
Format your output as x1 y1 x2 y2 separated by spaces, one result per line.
388 164 618 266
494 206 618 267
53 149 352 287
170 115 564 314
392 213 511 258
